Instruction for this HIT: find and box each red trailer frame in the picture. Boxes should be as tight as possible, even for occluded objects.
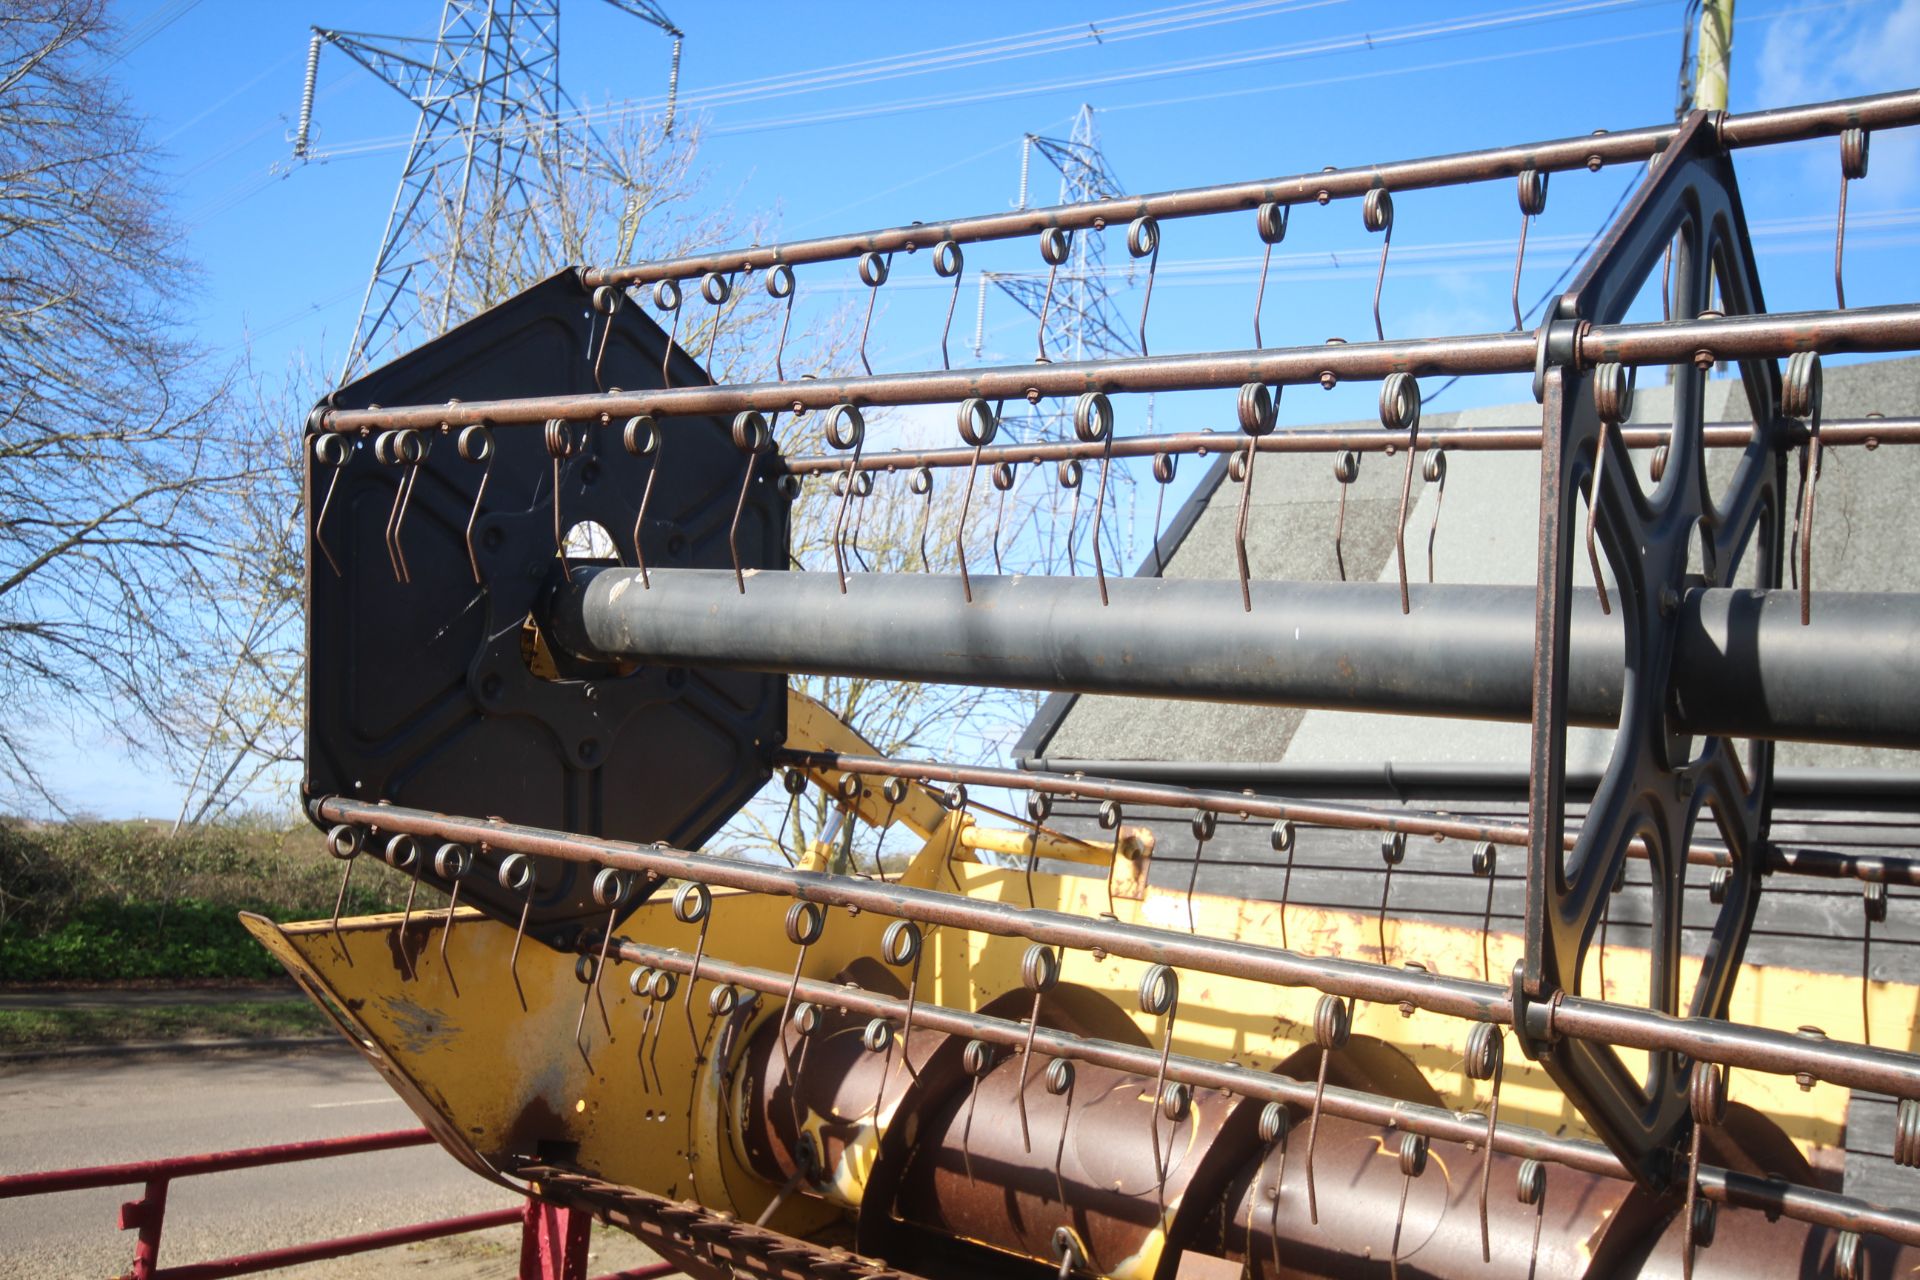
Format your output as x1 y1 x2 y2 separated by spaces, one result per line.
0 1126 675 1280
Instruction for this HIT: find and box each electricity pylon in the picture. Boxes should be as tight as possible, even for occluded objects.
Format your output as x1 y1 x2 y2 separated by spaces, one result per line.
292 0 681 380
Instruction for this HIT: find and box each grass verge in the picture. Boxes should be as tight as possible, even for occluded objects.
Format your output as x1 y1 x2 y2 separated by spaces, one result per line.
0 999 330 1048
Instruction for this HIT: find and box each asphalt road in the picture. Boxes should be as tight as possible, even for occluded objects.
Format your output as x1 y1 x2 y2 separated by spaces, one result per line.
0 1045 662 1278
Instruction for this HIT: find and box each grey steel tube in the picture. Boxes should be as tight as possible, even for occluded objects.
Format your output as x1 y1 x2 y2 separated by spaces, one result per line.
548 568 1920 749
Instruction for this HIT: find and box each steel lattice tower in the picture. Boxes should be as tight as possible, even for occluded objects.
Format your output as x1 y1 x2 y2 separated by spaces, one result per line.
294 0 681 381
982 105 1135 365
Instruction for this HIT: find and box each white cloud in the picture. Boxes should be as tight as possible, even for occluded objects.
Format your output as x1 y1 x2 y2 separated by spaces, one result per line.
1754 0 1919 198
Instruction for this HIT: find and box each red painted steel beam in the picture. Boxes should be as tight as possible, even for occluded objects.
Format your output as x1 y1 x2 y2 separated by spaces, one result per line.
0 1129 432 1198
148 1206 523 1280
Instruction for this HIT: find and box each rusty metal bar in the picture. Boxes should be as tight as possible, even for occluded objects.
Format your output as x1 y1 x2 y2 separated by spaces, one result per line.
312 304 1920 433
780 417 1920 476
310 797 1920 1102
576 89 1920 288
781 748 1920 885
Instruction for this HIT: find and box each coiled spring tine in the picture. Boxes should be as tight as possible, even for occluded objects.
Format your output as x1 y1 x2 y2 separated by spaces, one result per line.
1683 1062 1727 1280
1045 1058 1075 1206
1863 880 1887 1045
653 279 682 387
1466 1022 1506 1262
882 920 923 1084
575 868 627 1049
1014 943 1061 1152
1026 790 1052 910
621 416 659 587
1304 993 1351 1225
1099 800 1123 917
1785 351 1825 625
1378 832 1406 963
1511 169 1547 330
1252 202 1289 348
1380 373 1421 614
823 404 866 593
1139 964 1180 1216
497 852 534 1002
776 901 825 1093
543 419 581 575
452 424 493 584
864 1016 896 1136
728 411 773 594
589 284 623 389
1074 393 1116 603
934 240 964 370
311 432 351 578
1388 1132 1428 1280
1835 128 1869 309
386 834 420 976
1332 450 1360 581
909 465 935 570
1420 446 1448 582
1586 363 1634 615
1185 810 1216 934
991 460 1016 575
377 428 426 584
432 842 472 966
1517 1159 1547 1280
1235 383 1278 612
1035 228 1071 361
1274 820 1297 951
955 399 998 603
1473 842 1497 982
1128 215 1160 354
673 881 713 1051
856 252 889 375
1251 1102 1291 1279
961 1038 996 1186
700 270 735 372
776 769 805 867
1149 451 1176 573
1364 188 1394 342
645 968 677 1093
1059 457 1084 577
326 824 362 939
766 265 795 380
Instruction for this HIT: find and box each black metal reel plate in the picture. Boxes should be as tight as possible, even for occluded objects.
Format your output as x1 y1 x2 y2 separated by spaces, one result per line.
304 270 788 945
1524 113 1784 1185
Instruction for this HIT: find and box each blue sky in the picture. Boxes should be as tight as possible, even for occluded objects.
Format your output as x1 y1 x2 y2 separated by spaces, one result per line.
41 0 1920 817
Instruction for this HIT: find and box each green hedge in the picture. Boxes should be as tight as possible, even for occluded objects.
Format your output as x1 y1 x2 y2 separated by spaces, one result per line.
0 899 294 981
1 819 411 982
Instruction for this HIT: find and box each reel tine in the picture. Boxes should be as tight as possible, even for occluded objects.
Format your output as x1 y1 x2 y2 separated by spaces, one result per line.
1332 450 1360 581
1013 943 1060 1152
1378 832 1406 964
652 279 682 387
1388 1132 1428 1280
1422 446 1447 583
1128 215 1160 355
1074 393 1116 604
766 265 796 380
934 240 964 370
856 253 889 376
1252 201 1288 347
1511 169 1547 330
1304 993 1351 1225
1380 373 1421 615
1035 228 1070 361
1466 1023 1506 1262
1835 128 1869 309
1364 188 1394 342
621 415 659 588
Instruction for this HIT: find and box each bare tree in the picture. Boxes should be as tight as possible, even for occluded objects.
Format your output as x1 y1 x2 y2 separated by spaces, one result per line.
0 0 238 813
